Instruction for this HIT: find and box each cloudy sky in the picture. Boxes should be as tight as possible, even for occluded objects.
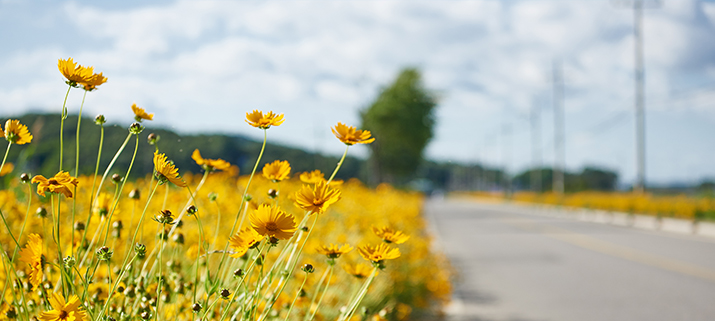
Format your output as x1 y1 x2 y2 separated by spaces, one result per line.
1 0 715 185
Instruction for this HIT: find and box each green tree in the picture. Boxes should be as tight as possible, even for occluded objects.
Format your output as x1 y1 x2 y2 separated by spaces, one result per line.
361 68 437 184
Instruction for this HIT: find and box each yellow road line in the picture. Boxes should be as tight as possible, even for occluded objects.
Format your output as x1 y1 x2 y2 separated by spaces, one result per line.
504 218 715 283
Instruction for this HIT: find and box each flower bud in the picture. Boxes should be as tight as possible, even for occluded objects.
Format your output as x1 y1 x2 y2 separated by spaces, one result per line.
20 173 30 183
186 205 198 216
95 114 106 125
172 233 184 245
35 207 47 218
220 288 231 299
128 188 141 200
112 173 122 184
147 133 159 145
96 246 113 261
301 263 315 273
244 194 253 202
192 303 202 313
129 122 144 135
74 222 85 231
63 256 76 269
135 243 147 258
208 192 218 202
267 189 278 199
233 269 244 278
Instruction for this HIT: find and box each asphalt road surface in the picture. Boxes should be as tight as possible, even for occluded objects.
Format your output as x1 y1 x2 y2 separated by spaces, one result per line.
425 198 715 321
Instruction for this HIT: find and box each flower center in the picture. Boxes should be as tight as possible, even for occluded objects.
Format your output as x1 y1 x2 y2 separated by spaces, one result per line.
265 222 279 232
59 310 69 320
48 179 59 185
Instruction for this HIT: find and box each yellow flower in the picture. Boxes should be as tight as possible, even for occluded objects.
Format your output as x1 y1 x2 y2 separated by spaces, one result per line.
153 151 186 187
3 119 33 144
81 72 107 91
249 204 297 240
19 233 43 289
358 243 400 264
39 293 87 321
343 263 375 279
299 170 325 184
371 226 410 244
0 162 13 176
58 57 94 85
262 160 291 182
331 122 375 145
192 149 231 172
131 103 153 122
294 180 341 214
228 227 265 258
31 171 79 198
245 110 285 129
316 243 353 259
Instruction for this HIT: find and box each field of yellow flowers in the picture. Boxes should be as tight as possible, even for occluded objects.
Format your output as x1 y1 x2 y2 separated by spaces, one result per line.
0 58 451 321
467 191 715 221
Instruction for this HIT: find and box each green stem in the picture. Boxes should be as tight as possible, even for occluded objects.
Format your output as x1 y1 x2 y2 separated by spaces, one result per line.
71 90 87 257
11 184 33 261
102 134 139 246
307 264 333 321
156 223 167 321
79 124 104 260
327 145 349 184
213 242 268 321
0 143 11 178
216 129 267 276
340 267 378 321
284 272 309 321
92 132 132 207
95 253 138 321
59 84 71 171
0 209 20 250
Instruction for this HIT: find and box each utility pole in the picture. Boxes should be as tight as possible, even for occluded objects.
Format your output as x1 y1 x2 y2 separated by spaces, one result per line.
552 60 565 195
502 124 512 196
614 0 660 192
531 103 542 193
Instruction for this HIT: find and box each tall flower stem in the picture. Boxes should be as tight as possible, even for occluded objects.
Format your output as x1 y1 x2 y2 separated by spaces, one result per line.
339 267 378 321
216 129 267 275
11 184 33 261
59 84 71 171
92 132 132 204
155 222 167 321
327 145 349 184
284 272 309 321
102 134 139 246
306 264 334 321
213 242 268 321
0 143 11 177
71 90 88 256
79 123 104 260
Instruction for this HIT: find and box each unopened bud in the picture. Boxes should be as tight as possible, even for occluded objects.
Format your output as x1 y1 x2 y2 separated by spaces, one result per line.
129 122 144 134
20 173 30 183
112 173 122 184
147 133 159 145
301 263 315 273
128 188 140 200
36 207 47 218
95 114 106 125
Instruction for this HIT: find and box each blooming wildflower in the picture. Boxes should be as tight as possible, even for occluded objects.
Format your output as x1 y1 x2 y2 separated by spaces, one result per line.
294 180 341 214
153 151 186 187
39 293 87 321
31 171 79 198
299 170 325 184
228 227 264 258
371 226 410 244
245 110 284 129
19 233 43 289
2 119 33 145
316 243 353 259
191 149 231 172
343 263 375 279
358 243 400 264
262 160 291 182
131 103 153 122
0 162 13 176
249 204 297 240
81 72 107 91
58 57 94 86
331 122 375 145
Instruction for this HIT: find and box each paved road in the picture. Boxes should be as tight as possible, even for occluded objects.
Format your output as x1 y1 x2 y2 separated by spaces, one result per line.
425 199 715 321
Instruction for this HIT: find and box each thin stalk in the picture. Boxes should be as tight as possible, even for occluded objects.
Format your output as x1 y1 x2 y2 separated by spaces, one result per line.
59 84 71 171
102 134 139 246
284 272 309 321
213 243 268 321
156 223 167 321
79 123 104 260
327 145 349 184
340 267 378 321
306 264 334 321
11 184 33 261
71 90 87 257
0 143 11 177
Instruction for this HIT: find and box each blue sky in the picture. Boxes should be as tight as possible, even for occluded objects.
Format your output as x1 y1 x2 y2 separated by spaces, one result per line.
1 0 715 185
